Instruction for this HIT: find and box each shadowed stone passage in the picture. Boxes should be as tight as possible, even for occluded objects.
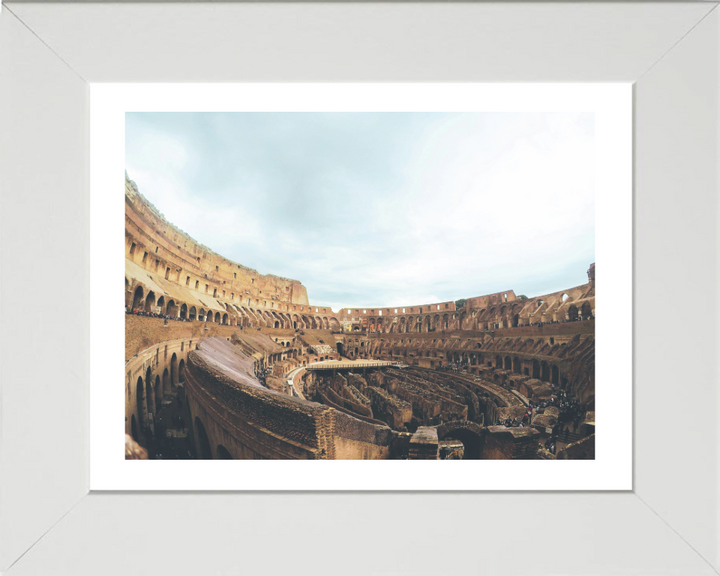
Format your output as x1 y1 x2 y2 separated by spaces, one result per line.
124 173 595 460
436 421 484 459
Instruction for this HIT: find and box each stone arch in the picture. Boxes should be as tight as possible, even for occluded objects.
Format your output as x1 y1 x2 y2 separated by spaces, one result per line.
179 358 186 383
217 445 232 459
532 359 540 379
156 295 165 314
145 367 154 416
144 291 156 313
171 353 178 387
131 414 138 441
581 302 592 318
568 304 578 321
136 376 147 434
504 356 512 370
132 286 144 310
181 303 189 319
541 361 550 382
194 417 213 460
154 374 162 412
436 421 484 459
125 277 131 307
163 368 170 395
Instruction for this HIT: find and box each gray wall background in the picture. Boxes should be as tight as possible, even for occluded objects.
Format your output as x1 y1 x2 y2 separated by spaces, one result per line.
1 3 718 575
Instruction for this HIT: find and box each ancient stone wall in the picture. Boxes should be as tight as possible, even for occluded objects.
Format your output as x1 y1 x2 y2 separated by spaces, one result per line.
185 338 336 459
125 336 195 446
483 427 540 459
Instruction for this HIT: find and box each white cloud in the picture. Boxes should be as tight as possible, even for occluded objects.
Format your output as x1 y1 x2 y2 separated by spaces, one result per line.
126 111 594 310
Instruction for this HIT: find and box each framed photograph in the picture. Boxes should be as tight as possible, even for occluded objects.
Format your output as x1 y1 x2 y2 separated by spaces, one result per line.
91 83 630 491
2 2 718 575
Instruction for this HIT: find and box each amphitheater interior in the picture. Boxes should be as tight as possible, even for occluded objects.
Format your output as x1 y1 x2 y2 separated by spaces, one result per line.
125 174 596 460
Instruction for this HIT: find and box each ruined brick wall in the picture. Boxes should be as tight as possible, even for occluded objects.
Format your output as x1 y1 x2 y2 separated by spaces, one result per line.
185 338 336 459
126 176 310 308
125 337 195 445
333 411 394 459
557 434 595 460
483 427 540 459
125 314 238 362
366 387 413 431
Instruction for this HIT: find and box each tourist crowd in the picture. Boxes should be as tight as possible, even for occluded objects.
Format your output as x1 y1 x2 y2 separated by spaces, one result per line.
126 307 193 322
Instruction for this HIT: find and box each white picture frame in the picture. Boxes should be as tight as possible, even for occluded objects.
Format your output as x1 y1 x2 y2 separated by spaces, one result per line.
1 2 718 574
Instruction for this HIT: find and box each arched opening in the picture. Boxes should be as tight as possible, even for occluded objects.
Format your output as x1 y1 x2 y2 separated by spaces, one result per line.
337 342 345 356
144 291 156 314
541 361 550 382
194 417 213 460
581 302 592 319
163 368 170 395
156 296 165 314
504 356 512 370
562 293 569 302
439 428 483 459
171 353 178 387
274 321 280 328
568 305 578 321
532 360 540 379
512 313 519 327
136 376 147 439
205 311 213 323
179 359 186 383
216 445 232 459
131 414 138 441
180 303 188 319
154 375 162 412
145 367 154 415
132 286 144 310
551 365 559 386
222 313 228 325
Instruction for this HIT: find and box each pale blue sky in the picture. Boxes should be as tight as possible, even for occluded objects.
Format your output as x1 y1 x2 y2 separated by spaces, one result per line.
126 112 594 310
